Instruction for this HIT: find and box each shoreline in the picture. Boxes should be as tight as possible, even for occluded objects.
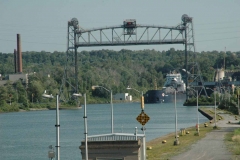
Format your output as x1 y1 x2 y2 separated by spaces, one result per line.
147 107 214 142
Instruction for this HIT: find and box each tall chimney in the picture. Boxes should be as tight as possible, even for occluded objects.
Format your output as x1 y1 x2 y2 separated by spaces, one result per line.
17 34 22 73
14 49 18 73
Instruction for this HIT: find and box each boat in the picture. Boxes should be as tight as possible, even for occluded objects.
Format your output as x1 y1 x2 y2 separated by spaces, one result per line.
144 71 186 103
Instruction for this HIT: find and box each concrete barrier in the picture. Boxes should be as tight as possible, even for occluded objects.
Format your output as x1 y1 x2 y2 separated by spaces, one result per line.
198 109 213 120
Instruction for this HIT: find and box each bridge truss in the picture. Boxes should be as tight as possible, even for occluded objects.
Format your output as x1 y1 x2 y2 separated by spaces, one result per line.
59 14 207 102
181 15 207 98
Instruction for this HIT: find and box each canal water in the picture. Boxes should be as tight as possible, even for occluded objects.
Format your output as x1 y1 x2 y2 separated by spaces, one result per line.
0 102 209 160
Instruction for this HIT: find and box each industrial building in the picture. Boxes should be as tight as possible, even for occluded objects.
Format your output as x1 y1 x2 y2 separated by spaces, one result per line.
0 34 28 86
113 93 132 101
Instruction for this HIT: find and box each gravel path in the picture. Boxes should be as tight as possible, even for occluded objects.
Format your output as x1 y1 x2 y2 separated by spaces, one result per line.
170 112 240 160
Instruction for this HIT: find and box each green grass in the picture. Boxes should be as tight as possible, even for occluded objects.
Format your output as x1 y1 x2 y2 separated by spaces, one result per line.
146 123 213 159
200 107 223 121
225 128 240 156
146 107 224 159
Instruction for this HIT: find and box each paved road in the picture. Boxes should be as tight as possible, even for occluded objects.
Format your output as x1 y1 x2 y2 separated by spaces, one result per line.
171 112 240 160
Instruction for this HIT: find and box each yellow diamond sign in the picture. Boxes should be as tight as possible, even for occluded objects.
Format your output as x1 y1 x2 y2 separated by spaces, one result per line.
136 111 150 125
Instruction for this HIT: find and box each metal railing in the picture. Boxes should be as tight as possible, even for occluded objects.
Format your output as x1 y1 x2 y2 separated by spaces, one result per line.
87 133 144 141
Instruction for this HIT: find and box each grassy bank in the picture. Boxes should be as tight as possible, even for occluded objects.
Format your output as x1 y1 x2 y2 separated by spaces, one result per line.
146 107 220 159
146 107 240 159
225 128 240 157
146 123 213 159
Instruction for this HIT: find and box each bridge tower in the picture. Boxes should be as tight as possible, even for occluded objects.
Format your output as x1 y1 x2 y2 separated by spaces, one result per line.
182 14 208 98
59 15 207 102
59 18 79 102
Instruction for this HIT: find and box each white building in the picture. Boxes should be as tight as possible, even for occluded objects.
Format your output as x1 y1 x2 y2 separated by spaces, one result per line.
113 93 132 101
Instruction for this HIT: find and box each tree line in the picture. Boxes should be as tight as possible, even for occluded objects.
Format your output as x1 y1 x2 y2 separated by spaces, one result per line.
0 48 240 112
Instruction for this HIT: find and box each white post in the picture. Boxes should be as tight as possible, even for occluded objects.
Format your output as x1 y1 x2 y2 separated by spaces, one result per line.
135 127 137 140
127 87 145 160
174 90 179 145
228 88 230 109
84 93 88 160
142 127 146 160
229 88 230 103
238 90 239 115
214 92 217 127
111 90 113 133
56 94 60 160
92 86 114 134
197 91 199 135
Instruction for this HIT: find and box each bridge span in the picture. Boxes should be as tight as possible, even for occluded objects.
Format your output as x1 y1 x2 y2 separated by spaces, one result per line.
60 14 201 101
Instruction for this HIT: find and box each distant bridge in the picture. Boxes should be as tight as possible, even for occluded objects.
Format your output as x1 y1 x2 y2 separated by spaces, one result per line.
60 14 204 101
75 24 185 47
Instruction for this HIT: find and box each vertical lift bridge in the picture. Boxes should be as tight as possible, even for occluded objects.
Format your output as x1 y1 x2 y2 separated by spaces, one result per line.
59 14 207 101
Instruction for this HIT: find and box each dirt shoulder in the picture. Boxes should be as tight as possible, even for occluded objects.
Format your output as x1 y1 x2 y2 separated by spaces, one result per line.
170 112 239 160
146 107 240 160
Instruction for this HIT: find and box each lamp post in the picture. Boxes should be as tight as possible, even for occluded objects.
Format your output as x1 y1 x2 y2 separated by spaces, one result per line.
228 87 230 109
73 93 88 160
238 89 239 115
126 86 143 96
126 86 146 159
42 91 60 160
234 87 240 115
92 85 113 133
188 87 199 135
206 87 217 128
173 89 179 145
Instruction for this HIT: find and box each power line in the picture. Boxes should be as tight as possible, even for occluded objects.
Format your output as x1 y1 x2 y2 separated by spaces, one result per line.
196 25 240 31
196 30 240 36
195 20 240 25
0 21 240 33
0 36 239 46
196 37 240 42
0 39 65 45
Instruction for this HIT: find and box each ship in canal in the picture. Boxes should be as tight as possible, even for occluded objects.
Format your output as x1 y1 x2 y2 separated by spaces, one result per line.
144 71 186 103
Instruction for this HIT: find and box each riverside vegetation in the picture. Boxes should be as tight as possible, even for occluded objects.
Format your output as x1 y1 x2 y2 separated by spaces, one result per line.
1 48 240 112
1 49 240 158
147 107 240 159
225 128 240 157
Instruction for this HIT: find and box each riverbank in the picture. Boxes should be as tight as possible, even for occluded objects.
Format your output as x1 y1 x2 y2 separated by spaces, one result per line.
146 107 240 159
146 119 213 159
0 100 131 113
18 107 82 112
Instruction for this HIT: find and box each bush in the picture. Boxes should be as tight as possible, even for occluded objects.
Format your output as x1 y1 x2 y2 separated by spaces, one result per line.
232 135 240 143
226 128 240 155
0 103 19 112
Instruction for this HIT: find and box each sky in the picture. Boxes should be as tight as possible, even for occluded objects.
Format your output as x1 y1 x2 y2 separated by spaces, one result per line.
0 0 240 53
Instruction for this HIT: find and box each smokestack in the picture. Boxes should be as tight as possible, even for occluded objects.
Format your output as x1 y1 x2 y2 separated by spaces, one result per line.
17 34 22 73
14 49 18 73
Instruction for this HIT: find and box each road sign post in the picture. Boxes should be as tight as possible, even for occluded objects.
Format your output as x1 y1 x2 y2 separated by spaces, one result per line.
136 96 149 160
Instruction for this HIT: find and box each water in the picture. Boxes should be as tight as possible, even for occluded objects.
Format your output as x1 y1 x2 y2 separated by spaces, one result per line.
0 102 209 160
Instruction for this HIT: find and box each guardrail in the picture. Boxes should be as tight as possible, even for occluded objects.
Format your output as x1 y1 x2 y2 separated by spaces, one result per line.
87 133 144 141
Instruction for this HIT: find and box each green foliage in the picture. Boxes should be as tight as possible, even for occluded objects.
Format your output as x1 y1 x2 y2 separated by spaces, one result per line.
0 102 19 112
184 96 214 106
225 128 240 155
1 49 240 111
216 92 240 115
234 129 240 135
